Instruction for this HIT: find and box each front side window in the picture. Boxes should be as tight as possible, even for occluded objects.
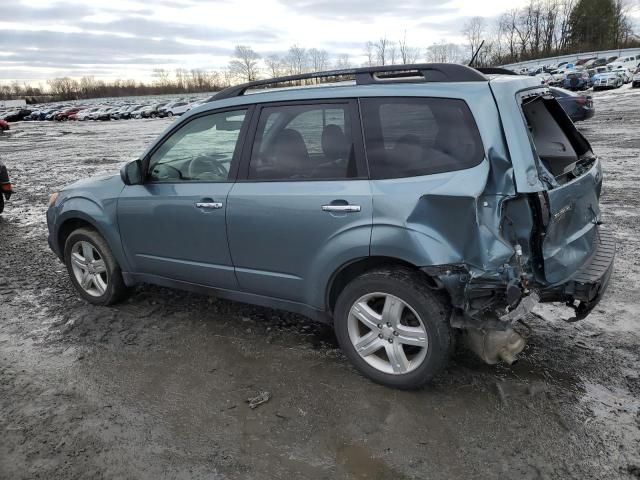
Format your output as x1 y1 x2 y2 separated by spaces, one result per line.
248 103 357 180
360 97 484 179
148 109 246 182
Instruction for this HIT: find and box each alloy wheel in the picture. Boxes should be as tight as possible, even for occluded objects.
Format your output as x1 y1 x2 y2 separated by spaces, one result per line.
347 292 428 375
70 241 108 297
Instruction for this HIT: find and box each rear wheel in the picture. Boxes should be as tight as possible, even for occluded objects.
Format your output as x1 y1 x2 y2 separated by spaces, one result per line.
0 195 4 214
64 228 129 305
334 267 452 389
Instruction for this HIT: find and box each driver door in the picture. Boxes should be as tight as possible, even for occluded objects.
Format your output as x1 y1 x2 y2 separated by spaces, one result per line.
117 108 250 289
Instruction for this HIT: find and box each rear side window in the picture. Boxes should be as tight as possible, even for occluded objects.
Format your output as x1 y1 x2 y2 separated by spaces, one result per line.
360 97 484 179
248 103 358 180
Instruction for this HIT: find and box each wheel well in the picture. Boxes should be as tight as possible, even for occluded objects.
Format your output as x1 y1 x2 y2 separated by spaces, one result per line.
57 218 96 252
327 257 439 314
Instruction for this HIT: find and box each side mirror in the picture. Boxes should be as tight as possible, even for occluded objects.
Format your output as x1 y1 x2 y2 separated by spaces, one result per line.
120 159 143 185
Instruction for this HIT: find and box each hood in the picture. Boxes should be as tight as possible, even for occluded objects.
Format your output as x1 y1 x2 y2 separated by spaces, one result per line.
63 173 122 192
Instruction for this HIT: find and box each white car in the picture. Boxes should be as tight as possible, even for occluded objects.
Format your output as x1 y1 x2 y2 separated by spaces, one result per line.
611 66 633 83
611 54 640 71
535 72 553 85
550 68 571 84
163 101 191 117
592 72 624 91
76 107 101 121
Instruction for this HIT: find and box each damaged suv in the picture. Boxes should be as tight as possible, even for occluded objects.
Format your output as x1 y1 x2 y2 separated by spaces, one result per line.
47 64 614 389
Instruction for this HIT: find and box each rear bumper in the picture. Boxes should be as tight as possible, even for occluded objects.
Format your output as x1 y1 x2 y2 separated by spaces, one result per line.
539 228 615 321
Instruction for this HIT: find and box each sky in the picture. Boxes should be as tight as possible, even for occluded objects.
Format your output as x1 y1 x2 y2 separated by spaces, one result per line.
1 0 638 85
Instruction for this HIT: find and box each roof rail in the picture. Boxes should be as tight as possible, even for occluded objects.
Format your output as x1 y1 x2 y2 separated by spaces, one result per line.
475 67 519 76
210 63 488 101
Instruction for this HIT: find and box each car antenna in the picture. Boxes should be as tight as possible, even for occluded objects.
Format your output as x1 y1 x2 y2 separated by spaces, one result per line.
468 40 485 67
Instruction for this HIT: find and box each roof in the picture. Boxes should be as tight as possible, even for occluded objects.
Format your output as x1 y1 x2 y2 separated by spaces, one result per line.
184 64 541 116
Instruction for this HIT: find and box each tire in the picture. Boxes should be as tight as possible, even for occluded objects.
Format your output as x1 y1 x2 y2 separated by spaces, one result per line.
63 228 129 306
0 194 4 214
151 113 157 118
333 267 452 389
167 111 174 117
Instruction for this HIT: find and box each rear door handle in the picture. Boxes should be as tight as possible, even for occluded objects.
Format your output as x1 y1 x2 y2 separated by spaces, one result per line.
321 204 361 213
195 202 223 209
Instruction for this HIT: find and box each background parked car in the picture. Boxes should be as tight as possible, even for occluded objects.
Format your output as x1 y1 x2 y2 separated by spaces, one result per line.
593 71 624 90
611 66 633 83
550 87 594 122
55 107 83 121
632 71 640 88
563 71 591 90
76 107 101 121
160 100 191 117
3 109 32 122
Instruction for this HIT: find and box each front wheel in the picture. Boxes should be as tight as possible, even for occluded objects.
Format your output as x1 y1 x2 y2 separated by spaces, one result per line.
334 267 452 389
64 228 129 305
167 111 174 117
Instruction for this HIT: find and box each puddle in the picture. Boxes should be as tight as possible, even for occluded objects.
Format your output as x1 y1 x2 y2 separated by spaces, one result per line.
336 444 403 479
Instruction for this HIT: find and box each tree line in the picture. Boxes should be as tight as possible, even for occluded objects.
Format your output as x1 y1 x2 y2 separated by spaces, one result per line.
1 0 637 102
465 0 638 66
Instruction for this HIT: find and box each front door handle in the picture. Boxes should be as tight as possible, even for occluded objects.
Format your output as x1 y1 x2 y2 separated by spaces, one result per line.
195 202 223 209
321 204 361 213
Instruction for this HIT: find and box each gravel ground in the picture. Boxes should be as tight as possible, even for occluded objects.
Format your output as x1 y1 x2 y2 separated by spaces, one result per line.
1 87 639 479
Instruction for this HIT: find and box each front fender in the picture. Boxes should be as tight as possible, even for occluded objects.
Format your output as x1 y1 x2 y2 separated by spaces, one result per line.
50 195 130 271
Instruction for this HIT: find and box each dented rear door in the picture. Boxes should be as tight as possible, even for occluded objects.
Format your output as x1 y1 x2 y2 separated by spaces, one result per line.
520 91 603 285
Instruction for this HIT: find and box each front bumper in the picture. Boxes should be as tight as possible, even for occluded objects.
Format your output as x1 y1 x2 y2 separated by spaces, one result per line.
539 228 615 321
46 206 63 260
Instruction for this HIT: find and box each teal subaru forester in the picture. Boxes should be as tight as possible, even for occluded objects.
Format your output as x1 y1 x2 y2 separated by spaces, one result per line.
47 64 614 389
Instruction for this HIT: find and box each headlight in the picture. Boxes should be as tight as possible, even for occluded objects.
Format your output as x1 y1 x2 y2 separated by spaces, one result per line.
48 192 59 207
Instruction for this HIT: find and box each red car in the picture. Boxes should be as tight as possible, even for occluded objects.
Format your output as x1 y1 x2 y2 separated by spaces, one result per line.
55 107 83 121
0 119 9 132
0 160 13 214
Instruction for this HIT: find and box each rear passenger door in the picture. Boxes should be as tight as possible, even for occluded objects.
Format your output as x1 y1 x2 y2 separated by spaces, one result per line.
226 100 372 309
359 97 488 266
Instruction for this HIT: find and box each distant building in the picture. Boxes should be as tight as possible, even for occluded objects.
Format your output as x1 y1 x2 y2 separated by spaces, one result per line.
0 99 27 108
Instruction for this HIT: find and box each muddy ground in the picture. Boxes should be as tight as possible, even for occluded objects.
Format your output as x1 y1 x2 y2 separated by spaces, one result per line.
1 87 639 479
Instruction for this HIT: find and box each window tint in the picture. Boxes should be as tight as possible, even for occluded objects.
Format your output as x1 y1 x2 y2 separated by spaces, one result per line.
248 104 357 180
361 97 484 179
149 109 246 182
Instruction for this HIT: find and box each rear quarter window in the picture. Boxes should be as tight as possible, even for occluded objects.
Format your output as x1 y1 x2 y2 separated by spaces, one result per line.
360 97 484 179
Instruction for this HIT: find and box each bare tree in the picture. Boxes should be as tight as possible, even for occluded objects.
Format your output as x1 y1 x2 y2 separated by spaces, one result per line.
285 45 309 75
399 31 421 64
229 45 261 82
462 16 486 62
555 0 575 51
388 41 398 64
335 53 353 69
373 37 390 65
426 42 462 63
308 48 329 72
152 68 171 87
364 41 376 66
265 54 285 78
